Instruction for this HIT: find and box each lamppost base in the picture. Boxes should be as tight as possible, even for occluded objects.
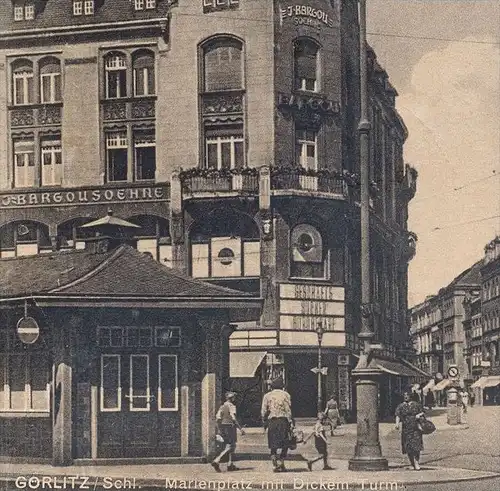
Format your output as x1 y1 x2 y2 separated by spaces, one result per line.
348 455 389 472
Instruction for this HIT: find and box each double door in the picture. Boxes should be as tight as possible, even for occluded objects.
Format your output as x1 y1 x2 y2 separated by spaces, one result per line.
98 352 180 458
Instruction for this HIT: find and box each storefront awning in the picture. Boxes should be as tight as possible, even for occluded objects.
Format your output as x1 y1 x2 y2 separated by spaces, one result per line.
374 358 428 378
230 351 267 378
471 377 488 389
483 376 500 388
432 379 452 391
422 379 435 393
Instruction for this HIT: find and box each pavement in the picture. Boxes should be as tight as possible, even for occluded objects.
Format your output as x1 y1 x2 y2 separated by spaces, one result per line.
0 409 497 490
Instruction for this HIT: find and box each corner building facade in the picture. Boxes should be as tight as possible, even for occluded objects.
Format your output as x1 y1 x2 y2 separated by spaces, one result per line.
0 0 417 425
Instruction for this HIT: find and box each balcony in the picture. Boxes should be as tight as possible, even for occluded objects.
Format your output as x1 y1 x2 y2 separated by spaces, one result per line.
179 165 349 201
180 168 259 197
399 164 418 201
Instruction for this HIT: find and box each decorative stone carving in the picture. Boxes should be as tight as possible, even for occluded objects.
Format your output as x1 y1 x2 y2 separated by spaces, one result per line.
103 101 127 121
202 92 243 115
38 105 62 125
10 108 34 127
132 100 155 119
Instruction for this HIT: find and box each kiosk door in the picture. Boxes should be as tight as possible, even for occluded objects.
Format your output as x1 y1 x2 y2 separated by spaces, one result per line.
98 353 180 457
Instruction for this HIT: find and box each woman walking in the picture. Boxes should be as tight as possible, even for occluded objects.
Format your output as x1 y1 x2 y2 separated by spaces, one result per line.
395 391 424 470
261 378 293 472
324 395 340 436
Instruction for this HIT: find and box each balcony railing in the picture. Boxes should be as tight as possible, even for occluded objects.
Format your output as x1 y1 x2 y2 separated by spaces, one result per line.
180 168 259 195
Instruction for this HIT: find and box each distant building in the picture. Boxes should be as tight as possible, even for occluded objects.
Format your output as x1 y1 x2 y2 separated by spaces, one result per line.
410 262 482 389
468 236 500 404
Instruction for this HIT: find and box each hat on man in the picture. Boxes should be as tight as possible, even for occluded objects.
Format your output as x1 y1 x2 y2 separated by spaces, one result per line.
225 391 237 400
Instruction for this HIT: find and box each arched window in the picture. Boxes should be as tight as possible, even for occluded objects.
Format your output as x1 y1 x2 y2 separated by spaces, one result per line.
203 38 243 92
104 52 127 99
294 39 319 92
190 212 260 278
128 215 171 264
0 221 51 257
12 59 34 105
57 217 96 250
132 50 155 97
39 57 61 103
290 224 326 278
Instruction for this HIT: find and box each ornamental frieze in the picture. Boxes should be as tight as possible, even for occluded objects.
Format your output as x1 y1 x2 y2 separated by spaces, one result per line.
202 92 243 115
132 100 156 119
10 108 34 127
38 105 62 125
102 101 127 121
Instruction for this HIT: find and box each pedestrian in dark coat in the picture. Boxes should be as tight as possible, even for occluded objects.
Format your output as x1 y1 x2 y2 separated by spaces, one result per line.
395 391 424 470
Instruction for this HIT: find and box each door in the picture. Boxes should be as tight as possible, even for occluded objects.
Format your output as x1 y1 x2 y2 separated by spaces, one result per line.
98 353 181 458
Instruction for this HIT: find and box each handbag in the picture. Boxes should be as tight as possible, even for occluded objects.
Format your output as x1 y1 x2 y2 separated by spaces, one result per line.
418 416 436 435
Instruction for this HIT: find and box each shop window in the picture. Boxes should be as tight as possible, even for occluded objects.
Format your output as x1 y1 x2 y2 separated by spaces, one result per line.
290 224 326 279
105 52 127 99
205 128 244 169
12 59 34 105
294 39 319 92
190 212 260 278
128 215 171 264
13 138 35 188
134 130 156 180
41 135 62 186
13 2 35 21
203 38 243 92
295 129 317 170
40 57 62 103
106 132 128 181
132 50 155 96
57 217 96 250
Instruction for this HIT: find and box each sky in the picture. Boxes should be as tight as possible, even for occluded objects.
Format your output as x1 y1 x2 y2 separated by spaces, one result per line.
366 0 500 307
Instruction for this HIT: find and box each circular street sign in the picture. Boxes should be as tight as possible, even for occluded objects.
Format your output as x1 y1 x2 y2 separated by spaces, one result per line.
16 317 40 344
447 366 459 378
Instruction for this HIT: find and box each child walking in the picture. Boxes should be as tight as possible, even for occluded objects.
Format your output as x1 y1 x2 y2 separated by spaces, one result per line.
211 392 245 472
303 412 332 471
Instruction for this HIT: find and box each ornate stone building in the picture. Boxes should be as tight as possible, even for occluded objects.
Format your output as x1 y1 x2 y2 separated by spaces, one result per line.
0 0 418 432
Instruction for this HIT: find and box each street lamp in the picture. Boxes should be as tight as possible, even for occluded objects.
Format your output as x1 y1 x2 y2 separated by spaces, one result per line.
316 322 325 413
348 0 388 471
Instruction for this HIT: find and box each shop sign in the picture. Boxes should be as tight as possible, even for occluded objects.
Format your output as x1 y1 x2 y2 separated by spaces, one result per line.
277 92 340 115
17 317 40 344
280 5 334 29
279 283 345 332
0 185 167 209
203 0 239 13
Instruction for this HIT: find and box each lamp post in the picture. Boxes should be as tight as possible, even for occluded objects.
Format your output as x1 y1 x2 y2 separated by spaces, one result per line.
348 0 388 471
316 322 325 412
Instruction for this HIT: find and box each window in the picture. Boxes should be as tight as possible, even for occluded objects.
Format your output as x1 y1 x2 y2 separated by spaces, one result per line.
128 215 171 264
73 0 83 15
14 3 35 21
12 60 34 105
158 355 178 411
203 39 243 92
135 0 156 9
290 224 326 278
106 132 128 181
100 355 121 411
294 39 319 92
40 58 61 103
57 217 96 250
105 53 127 99
132 51 155 96
205 131 244 169
295 129 317 170
0 221 51 257
84 0 94 14
41 136 62 186
134 130 156 180
14 138 35 188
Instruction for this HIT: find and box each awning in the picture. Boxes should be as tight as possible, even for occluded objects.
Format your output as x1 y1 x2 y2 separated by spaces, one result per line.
483 376 500 388
422 379 435 392
432 379 452 391
471 377 488 389
230 351 267 378
373 358 428 378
